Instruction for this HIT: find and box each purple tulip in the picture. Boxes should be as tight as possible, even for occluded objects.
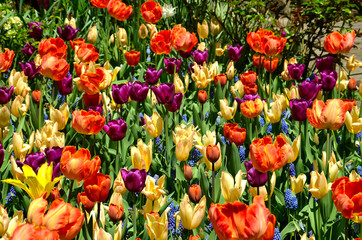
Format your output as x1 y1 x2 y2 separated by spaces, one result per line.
0 143 4 168
287 63 305 80
57 25 80 41
145 67 162 85
88 105 103 115
227 45 243 62
192 50 209 65
112 83 130 104
17 152 47 174
316 56 334 72
129 81 149 102
121 168 147 193
151 83 175 104
281 30 287 37
298 79 322 101
179 50 192 59
56 73 73 96
289 99 312 121
166 93 183 112
19 61 40 79
319 70 337 91
21 42 36 57
37 0 50 9
164 58 182 74
28 22 43 40
0 86 14 104
244 161 267 187
235 94 260 105
103 118 127 141
45 147 63 179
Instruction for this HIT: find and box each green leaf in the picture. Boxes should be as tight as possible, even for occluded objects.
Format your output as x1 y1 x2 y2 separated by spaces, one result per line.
280 220 300 239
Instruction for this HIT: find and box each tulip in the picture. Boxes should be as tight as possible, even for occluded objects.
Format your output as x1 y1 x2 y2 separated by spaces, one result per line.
213 73 227 87
261 34 287 56
319 69 337 91
60 146 101 181
130 139 153 172
38 37 67 59
34 121 65 151
218 99 237 120
145 208 169 240
55 73 73 96
220 170 247 203
44 147 63 180
209 196 276 240
174 73 189 94
121 168 146 193
57 25 79 41
0 104 10 129
11 131 33 160
49 103 69 131
141 175 165 202
250 135 293 173
141 0 163 23
21 42 36 57
191 63 212 89
171 25 198 52
40 55 69 81
348 78 357 91
210 18 222 36
289 99 312 121
138 23 149 39
188 184 202 204
11 94 30 118
346 55 362 72
223 123 238 139
90 0 109 8
345 106 362 134
173 124 197 162
103 118 127 141
195 130 222 171
264 57 279 72
87 25 98 44
107 0 133 21
75 43 99 63
0 48 14 73
8 70 29 97
180 194 206 230
192 50 209 65
307 171 331 199
125 51 141 67
287 63 305 80
198 90 207 104
165 93 183 112
145 67 162 85
28 22 43 40
298 79 322 101
253 54 265 68
150 30 172 55
94 226 113 240
72 110 105 135
228 127 246 146
70 38 85 50
0 86 13 104
164 58 182 74
129 81 149 102
112 83 130 105
316 56 334 72
244 161 268 187
143 111 163 138
77 192 95 212
343 99 356 113
184 165 193 181
83 173 111 202
19 61 40 79
0 205 9 236
10 224 59 239
206 145 220 163
290 174 306 194
324 30 356 54
226 60 235 80
17 152 46 174
239 96 263 118
83 93 101 108
197 20 209 39
244 82 258 95
230 81 244 99
151 83 175 104
307 99 347 130
247 28 274 53
227 45 243 62
263 100 282 124
107 203 124 222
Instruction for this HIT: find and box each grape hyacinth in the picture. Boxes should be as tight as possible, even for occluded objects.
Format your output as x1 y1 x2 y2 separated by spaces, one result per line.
285 189 298 210
273 228 281 240
289 163 296 177
239 146 246 162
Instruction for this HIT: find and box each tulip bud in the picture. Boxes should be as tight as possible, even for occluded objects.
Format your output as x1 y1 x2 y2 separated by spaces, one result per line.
32 90 41 104
198 90 207 104
348 78 357 91
206 145 220 163
184 164 193 181
214 73 227 87
189 184 202 203
51 187 60 201
0 105 11 129
77 192 95 212
87 25 98 44
139 23 148 39
197 20 209 39
226 61 235 80
108 203 124 222
116 28 127 48
210 18 221 36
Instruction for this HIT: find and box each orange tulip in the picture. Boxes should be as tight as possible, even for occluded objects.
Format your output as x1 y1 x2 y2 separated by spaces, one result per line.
263 58 279 72
79 66 112 95
76 43 99 63
70 38 85 50
184 164 193 181
51 188 60 201
189 235 200 240
198 90 207 104
240 71 257 85
108 203 124 222
253 55 265 68
214 74 227 87
171 25 198 52
32 90 41 104
125 51 141 67
229 127 246 146
83 172 111 202
260 35 287 56
307 99 347 130
209 196 276 240
141 0 162 24
324 30 356 54
331 177 362 223
151 30 172 55
77 192 95 212
240 98 263 118
60 146 101 181
40 55 70 81
38 38 67 59
250 135 293 173
244 83 258 95
223 123 239 139
107 0 133 21
343 99 356 112
0 48 15 72
90 0 109 8
188 184 202 203
72 110 105 135
246 28 274 53
206 145 220 163
10 224 59 240
83 92 102 107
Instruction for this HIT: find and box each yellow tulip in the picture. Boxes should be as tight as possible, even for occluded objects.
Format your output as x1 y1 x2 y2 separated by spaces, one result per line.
220 170 247 202
249 172 276 201
195 130 222 171
290 174 306 194
307 171 331 199
226 61 235 80
273 93 288 111
349 170 360 181
64 16 76 29
0 205 9 236
131 139 153 171
218 98 237 120
140 195 167 216
215 42 226 56
49 103 69 131
263 100 282 124
320 151 341 183
142 175 166 201
113 170 127 195
4 210 23 238
284 86 299 100
210 18 222 36
174 73 189 94
301 233 315 240
11 94 30 118
114 222 123 240
208 61 219 80
179 194 206 230
345 106 362 134
139 23 149 39
2 163 62 199
94 225 113 240
87 25 98 44
144 111 164 138
197 20 209 39
0 104 10 128
35 121 65 151
230 81 244 98
8 69 30 97
147 24 158 39
145 208 170 240
173 124 196 161
10 156 24 182
280 134 300 163
116 28 127 48
0 127 9 141
191 63 212 89
11 131 34 160
197 42 206 51
335 69 349 91
346 55 362 72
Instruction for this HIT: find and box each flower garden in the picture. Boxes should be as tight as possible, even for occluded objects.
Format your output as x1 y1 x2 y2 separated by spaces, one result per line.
0 0 362 239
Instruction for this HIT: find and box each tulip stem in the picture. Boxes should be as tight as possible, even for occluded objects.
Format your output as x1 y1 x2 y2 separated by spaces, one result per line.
133 193 137 238
67 179 74 203
267 171 271 211
338 58 341 99
345 217 348 240
201 104 203 121
212 162 215 202
268 57 272 108
97 202 101 227
318 200 322 239
359 222 362 238
326 130 331 178
38 79 45 130
116 140 120 173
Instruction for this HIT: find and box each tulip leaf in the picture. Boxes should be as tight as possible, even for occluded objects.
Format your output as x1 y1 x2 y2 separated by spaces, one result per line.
280 220 300 239
199 165 210 199
227 143 241 176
